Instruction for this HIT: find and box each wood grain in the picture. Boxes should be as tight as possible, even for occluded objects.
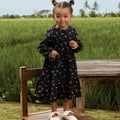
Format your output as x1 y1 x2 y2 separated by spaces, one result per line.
77 59 120 76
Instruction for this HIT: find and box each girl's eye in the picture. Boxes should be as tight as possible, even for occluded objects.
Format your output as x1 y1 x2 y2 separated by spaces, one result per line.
65 16 68 18
56 16 60 18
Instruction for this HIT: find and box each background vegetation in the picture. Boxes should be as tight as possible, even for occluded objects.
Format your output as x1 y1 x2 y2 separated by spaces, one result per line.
0 17 120 111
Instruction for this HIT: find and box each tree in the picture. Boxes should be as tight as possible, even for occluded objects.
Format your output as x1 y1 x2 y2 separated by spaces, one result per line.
118 3 120 17
92 1 99 11
37 9 51 17
2 14 9 18
84 0 91 15
80 9 85 17
90 1 99 17
84 1 91 9
84 1 99 17
119 3 120 10
89 11 98 17
118 3 120 13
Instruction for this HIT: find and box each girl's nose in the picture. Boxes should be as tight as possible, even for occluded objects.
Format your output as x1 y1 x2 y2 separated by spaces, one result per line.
61 17 64 21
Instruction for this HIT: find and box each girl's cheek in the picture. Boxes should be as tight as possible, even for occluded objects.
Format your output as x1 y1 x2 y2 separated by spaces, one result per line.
56 20 60 22
55 18 59 21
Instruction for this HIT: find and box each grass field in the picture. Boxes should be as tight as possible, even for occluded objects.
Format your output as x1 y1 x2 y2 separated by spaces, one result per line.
0 17 120 110
0 101 120 120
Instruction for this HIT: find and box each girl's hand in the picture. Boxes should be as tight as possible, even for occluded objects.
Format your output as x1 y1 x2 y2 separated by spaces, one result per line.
69 40 78 49
50 50 59 58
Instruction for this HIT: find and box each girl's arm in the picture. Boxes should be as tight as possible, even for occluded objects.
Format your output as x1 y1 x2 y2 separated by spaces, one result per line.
72 27 83 53
38 30 55 61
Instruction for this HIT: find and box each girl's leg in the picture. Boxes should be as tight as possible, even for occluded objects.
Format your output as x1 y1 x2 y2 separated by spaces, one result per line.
50 99 58 117
63 99 72 111
50 99 58 112
62 99 77 120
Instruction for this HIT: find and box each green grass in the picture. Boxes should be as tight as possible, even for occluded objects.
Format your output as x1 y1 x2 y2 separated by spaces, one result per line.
0 101 53 120
0 101 120 120
85 109 120 120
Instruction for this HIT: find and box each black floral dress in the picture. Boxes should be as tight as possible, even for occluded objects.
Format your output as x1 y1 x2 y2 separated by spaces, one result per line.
35 25 83 103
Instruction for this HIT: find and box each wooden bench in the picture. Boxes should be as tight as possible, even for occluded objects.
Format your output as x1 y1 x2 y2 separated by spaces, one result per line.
76 59 120 112
20 59 120 120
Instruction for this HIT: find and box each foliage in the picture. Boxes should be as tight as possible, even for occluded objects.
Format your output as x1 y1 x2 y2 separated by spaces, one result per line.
80 9 85 17
84 1 91 10
0 18 120 110
1 14 20 18
110 12 118 17
119 3 120 10
118 12 120 17
85 85 120 110
89 11 98 17
92 1 99 11
37 10 51 17
84 0 99 17
1 9 51 18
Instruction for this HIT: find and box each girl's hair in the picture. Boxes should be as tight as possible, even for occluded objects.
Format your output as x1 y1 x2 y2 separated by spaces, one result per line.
52 0 74 14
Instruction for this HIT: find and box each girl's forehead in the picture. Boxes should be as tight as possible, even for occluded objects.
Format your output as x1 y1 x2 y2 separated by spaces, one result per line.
54 7 71 14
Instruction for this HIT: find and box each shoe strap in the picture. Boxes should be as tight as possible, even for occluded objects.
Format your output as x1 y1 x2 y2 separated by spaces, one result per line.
49 111 60 118
63 110 74 116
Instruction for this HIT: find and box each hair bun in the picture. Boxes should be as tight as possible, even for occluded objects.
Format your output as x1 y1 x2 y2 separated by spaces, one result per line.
68 0 74 6
52 0 58 6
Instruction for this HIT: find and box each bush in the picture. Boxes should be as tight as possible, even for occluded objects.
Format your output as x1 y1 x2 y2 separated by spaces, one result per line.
110 12 118 17
89 11 98 17
117 12 120 17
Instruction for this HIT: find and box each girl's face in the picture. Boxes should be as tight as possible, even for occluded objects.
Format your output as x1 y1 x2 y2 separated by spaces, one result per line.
52 7 73 30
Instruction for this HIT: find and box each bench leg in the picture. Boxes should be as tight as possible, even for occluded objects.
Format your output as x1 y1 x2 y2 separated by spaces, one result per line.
20 67 28 120
76 77 85 113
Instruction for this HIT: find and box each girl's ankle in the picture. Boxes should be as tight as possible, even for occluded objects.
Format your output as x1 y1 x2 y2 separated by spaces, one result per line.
63 109 71 112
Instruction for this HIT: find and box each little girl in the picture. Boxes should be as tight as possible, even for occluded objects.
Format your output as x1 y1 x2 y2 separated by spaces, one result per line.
35 0 83 120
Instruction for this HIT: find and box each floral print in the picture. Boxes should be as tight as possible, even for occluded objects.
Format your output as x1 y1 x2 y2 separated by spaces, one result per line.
35 25 83 103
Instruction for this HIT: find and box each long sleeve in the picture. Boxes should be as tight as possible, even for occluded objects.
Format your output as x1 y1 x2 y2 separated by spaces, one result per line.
72 28 83 53
38 30 54 60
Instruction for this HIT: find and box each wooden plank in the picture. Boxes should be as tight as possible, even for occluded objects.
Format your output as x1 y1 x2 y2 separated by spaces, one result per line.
23 108 63 120
72 108 97 120
76 77 85 113
25 68 43 78
23 108 97 120
85 76 120 86
77 71 120 76
76 59 120 76
77 59 120 69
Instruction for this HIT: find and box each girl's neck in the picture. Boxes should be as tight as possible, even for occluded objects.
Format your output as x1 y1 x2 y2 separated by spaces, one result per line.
56 25 68 30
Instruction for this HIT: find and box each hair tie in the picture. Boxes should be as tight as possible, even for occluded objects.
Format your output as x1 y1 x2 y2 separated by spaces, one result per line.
54 1 58 6
52 0 58 6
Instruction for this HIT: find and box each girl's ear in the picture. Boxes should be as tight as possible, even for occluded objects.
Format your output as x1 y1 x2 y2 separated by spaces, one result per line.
52 14 55 19
70 14 73 19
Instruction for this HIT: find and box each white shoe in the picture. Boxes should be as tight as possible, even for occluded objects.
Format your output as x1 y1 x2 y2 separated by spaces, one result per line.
49 111 61 120
61 110 78 120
